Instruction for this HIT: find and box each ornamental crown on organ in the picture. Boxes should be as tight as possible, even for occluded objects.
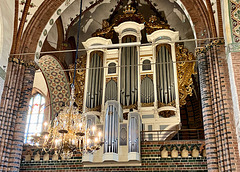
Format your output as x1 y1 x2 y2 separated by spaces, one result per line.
69 3 195 163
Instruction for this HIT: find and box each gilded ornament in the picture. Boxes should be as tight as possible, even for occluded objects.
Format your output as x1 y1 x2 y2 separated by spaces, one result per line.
92 5 170 38
176 45 196 106
123 103 138 110
141 74 153 81
25 61 39 70
69 55 87 111
85 105 101 112
158 101 176 108
145 15 170 34
141 102 154 107
106 77 118 83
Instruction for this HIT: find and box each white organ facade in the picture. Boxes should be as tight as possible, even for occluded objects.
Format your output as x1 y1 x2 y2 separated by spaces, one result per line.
80 18 184 163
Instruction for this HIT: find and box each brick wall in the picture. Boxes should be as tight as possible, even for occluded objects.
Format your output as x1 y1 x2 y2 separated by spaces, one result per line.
228 51 240 163
197 43 240 171
0 60 37 171
20 141 206 171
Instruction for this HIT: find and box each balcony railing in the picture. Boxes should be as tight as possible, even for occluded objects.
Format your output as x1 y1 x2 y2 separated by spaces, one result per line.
141 129 204 141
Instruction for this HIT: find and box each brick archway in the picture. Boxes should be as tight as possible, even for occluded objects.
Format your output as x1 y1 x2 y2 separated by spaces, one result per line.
38 55 70 117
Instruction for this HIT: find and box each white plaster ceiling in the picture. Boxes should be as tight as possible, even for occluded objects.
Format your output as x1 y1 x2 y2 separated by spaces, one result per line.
18 0 220 38
63 0 196 52
14 0 223 62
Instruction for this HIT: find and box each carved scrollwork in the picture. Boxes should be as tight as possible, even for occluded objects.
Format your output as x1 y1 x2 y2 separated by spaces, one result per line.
92 5 170 39
141 102 154 107
176 45 196 106
141 74 153 81
145 15 170 34
123 103 138 110
158 100 176 108
158 110 175 118
106 77 118 84
85 105 101 112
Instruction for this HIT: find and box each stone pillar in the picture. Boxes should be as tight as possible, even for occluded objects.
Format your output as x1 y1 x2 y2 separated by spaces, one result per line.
0 57 36 171
197 42 240 171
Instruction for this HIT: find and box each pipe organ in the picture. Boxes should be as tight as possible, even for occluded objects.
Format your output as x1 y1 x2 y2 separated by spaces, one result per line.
104 101 119 154
120 36 138 107
86 51 104 110
156 44 175 105
80 14 193 163
128 112 141 161
141 75 154 104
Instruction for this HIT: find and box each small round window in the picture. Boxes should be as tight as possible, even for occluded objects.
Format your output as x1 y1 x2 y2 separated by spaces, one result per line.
108 62 116 74
142 60 151 71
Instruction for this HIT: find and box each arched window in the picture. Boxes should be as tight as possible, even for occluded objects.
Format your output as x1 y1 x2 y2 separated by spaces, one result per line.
142 59 151 71
24 93 45 143
108 62 116 74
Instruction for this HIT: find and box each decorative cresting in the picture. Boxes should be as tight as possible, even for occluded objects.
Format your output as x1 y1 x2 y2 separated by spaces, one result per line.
176 44 196 106
69 55 87 112
38 55 70 116
92 5 170 39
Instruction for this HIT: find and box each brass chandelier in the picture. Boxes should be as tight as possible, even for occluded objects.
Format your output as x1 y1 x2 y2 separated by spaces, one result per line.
39 87 103 159
30 0 103 159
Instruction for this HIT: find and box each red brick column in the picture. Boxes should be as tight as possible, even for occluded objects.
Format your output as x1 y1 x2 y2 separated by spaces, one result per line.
230 51 240 149
0 58 37 171
197 42 240 171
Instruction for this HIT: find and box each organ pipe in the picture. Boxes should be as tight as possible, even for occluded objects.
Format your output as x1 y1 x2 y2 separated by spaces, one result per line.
104 103 119 153
141 76 154 103
156 44 175 105
105 79 118 102
128 113 140 153
120 36 138 106
86 51 104 109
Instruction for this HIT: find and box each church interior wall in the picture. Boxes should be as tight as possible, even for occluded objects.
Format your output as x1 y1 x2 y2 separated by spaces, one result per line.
1 0 240 171
0 1 14 101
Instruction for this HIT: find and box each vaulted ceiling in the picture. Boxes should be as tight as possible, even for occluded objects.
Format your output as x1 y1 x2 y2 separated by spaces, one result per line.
18 0 220 39
4 0 221 66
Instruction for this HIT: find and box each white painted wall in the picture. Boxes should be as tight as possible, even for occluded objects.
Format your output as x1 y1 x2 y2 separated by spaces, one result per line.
0 1 14 70
33 70 48 97
47 23 58 49
0 1 14 100
0 77 4 104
